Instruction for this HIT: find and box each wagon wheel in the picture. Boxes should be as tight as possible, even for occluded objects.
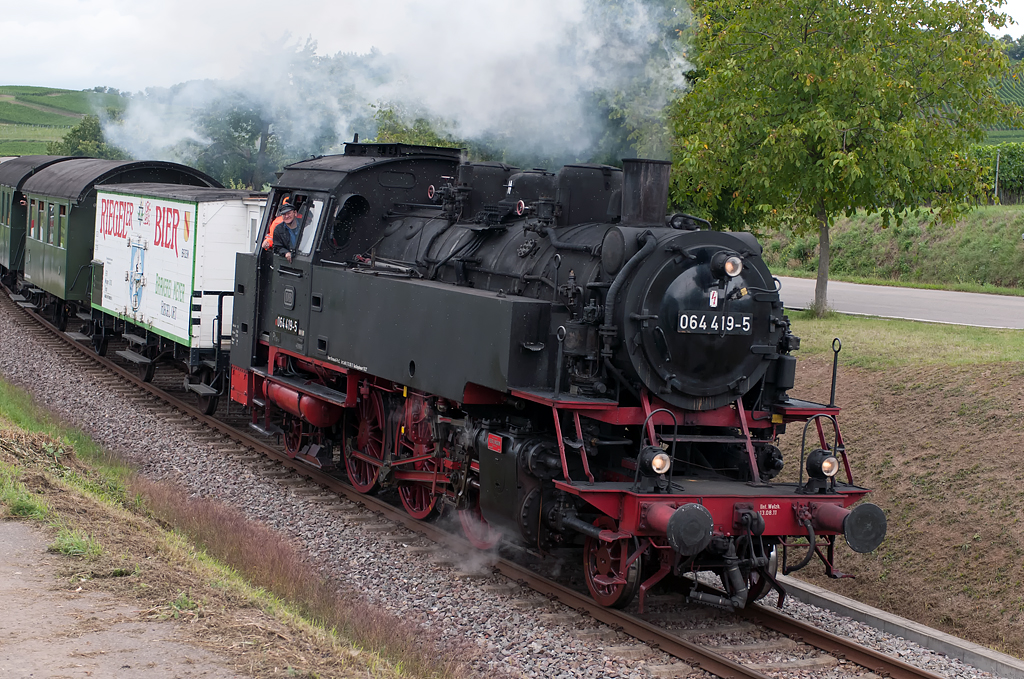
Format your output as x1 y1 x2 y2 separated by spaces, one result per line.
91 330 108 357
396 397 439 520
52 302 68 332
344 390 385 494
283 415 303 457
134 353 156 383
458 489 500 549
583 516 641 609
192 367 219 415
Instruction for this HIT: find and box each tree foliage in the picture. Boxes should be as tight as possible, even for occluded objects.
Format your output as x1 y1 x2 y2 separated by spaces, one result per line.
671 0 1022 312
46 115 130 159
998 34 1024 62
371 106 461 148
190 96 279 190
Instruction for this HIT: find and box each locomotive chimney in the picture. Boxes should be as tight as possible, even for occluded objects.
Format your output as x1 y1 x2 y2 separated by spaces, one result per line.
621 159 671 225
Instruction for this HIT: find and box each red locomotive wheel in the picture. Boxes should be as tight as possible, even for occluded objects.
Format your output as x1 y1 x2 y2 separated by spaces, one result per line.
344 391 385 494
583 516 640 609
397 457 438 520
283 416 303 457
458 495 500 549
396 397 439 519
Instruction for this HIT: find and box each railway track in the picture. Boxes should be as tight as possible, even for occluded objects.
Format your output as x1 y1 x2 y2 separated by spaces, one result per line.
3 289 948 679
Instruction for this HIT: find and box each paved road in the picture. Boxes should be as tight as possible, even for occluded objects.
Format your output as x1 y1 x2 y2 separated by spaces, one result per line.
776 277 1024 329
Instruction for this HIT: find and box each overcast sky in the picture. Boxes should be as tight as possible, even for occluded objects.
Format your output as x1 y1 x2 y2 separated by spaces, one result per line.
1 0 1023 93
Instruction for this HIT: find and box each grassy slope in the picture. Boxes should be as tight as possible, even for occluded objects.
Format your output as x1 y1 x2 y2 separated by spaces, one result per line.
0 86 126 155
763 205 1024 292
0 378 468 679
780 311 1024 656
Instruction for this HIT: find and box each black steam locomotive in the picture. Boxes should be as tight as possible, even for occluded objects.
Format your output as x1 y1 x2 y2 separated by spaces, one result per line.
229 142 885 610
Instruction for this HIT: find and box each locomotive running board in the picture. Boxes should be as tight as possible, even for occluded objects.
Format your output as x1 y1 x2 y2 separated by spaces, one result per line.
250 366 354 408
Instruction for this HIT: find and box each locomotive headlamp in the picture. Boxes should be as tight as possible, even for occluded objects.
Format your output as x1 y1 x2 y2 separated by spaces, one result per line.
640 446 672 475
711 251 743 278
806 448 841 479
724 255 743 277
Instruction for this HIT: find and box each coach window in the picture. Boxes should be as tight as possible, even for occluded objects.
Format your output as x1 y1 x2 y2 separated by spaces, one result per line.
47 204 56 245
37 201 44 241
28 199 35 239
58 205 67 248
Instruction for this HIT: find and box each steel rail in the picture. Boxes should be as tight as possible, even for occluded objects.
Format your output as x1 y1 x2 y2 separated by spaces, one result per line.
2 289 945 679
741 604 945 679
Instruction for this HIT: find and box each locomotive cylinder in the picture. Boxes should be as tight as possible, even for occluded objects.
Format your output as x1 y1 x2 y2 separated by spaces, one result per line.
810 502 887 554
263 382 343 428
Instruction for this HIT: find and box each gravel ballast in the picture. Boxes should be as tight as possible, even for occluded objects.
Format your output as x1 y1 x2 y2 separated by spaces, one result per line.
0 302 1013 679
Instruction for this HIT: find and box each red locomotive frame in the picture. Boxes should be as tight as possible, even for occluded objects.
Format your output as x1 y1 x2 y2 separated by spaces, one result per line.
233 341 872 611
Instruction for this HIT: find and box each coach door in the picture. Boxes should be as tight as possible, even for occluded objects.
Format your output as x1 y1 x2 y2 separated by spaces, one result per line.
264 191 325 358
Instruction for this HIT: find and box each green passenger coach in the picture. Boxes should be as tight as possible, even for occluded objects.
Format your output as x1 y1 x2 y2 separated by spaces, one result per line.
16 158 219 329
0 156 75 288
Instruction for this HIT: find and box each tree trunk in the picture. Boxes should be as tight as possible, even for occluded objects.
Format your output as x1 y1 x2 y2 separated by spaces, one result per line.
813 207 830 316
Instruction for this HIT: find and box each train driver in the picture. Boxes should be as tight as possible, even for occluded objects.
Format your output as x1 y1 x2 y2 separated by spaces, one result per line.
267 199 302 262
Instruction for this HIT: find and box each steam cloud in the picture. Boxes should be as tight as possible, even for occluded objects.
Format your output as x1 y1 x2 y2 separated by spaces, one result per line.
106 0 691 174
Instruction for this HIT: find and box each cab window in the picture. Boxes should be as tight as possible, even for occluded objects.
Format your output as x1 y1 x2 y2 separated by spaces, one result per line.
265 192 325 257
298 199 324 255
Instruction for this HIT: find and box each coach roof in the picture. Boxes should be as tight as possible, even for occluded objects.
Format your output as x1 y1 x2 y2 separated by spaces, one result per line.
0 155 74 191
21 159 220 205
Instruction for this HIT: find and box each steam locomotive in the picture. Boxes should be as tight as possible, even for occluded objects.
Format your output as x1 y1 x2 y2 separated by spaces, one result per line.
229 142 886 610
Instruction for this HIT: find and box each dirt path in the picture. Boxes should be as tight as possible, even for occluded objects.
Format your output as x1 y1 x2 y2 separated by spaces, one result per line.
0 520 246 678
0 94 83 118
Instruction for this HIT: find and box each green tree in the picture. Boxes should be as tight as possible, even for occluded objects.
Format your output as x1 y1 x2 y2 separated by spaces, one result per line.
671 0 1021 313
46 115 130 159
998 34 1024 62
190 97 278 190
371 106 461 148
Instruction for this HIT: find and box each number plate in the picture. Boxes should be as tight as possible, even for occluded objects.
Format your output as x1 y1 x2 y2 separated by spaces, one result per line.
678 312 752 335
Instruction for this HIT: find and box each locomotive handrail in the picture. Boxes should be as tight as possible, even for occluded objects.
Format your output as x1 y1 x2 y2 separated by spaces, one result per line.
542 226 600 255
797 413 840 487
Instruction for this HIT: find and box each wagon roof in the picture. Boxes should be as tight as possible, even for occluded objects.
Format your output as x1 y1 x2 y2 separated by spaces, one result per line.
0 156 74 191
21 158 220 204
98 183 266 203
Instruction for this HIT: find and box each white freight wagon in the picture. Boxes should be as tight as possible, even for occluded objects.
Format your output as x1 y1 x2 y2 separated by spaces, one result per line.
91 183 265 410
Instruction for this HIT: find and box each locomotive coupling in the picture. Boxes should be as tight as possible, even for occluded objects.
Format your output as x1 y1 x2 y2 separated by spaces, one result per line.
810 502 887 553
645 503 714 556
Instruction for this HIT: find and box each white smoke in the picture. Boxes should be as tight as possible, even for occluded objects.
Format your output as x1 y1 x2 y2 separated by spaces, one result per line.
107 0 692 173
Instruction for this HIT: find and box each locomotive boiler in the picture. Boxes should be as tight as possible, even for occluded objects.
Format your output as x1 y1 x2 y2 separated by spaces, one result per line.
230 142 886 610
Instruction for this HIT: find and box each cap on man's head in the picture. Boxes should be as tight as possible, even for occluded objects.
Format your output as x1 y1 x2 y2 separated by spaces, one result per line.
279 201 295 214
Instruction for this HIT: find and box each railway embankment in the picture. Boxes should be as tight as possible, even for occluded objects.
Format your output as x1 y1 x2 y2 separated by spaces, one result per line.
780 312 1024 659
764 204 1024 294
0 391 467 679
